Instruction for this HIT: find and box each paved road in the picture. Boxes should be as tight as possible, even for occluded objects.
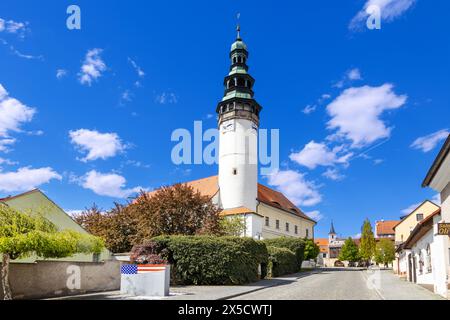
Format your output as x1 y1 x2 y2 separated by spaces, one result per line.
231 269 444 300
50 268 444 300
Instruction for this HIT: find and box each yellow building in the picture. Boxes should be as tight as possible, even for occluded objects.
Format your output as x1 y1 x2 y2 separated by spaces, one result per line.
394 200 440 244
0 189 111 263
393 199 440 276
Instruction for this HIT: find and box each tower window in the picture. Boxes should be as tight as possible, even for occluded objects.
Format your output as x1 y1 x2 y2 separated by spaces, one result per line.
232 168 237 175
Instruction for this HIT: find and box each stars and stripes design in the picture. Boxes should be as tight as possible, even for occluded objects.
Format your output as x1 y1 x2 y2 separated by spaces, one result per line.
121 264 167 274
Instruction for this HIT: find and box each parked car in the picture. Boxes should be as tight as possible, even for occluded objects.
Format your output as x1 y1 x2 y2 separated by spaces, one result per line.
334 260 345 267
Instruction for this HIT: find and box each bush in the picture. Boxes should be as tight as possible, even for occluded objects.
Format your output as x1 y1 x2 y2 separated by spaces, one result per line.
129 242 168 265
263 238 305 270
146 235 268 285
267 246 298 277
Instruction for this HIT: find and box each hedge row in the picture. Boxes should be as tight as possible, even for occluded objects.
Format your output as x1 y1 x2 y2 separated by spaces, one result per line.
267 246 298 277
148 235 268 285
134 236 306 285
262 238 305 270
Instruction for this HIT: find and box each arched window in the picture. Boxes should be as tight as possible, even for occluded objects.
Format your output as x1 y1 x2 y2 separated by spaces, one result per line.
418 251 424 275
426 245 432 273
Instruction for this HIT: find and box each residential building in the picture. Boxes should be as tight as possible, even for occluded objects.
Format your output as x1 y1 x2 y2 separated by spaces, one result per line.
315 222 346 267
0 189 111 263
375 220 398 240
421 133 450 298
401 208 441 290
140 28 316 240
394 200 440 276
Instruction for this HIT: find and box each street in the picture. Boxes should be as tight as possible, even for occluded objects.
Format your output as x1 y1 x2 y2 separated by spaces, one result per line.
50 268 445 300
231 269 444 300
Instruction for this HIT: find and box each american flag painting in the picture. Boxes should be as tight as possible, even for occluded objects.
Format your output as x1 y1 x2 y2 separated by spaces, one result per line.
121 264 167 274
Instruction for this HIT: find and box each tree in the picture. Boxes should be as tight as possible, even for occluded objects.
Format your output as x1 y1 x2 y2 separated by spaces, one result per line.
339 237 360 263
132 184 223 238
0 205 103 300
303 238 320 261
359 219 376 265
219 216 246 237
75 203 140 253
374 238 395 267
75 184 224 253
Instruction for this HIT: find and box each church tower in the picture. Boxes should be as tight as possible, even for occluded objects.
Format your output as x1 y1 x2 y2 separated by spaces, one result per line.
217 26 262 216
329 221 337 243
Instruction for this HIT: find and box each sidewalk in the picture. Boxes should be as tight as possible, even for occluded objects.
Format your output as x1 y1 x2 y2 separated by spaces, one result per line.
47 270 318 300
362 268 445 300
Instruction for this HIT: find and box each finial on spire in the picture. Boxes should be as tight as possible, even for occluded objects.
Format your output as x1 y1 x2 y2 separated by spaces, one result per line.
236 13 241 39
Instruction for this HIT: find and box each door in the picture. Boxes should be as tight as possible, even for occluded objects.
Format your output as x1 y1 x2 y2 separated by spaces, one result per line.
408 254 412 282
412 256 417 283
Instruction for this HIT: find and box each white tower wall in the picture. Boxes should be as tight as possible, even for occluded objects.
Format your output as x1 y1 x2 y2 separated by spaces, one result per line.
218 118 258 211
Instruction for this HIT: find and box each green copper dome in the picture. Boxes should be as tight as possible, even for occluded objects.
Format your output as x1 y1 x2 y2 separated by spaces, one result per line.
231 39 247 51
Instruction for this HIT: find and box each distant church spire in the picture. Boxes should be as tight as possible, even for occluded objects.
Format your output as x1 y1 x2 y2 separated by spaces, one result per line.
329 221 336 234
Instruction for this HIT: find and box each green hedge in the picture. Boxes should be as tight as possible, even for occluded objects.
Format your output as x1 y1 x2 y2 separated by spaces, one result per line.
267 246 298 277
263 238 305 270
149 235 268 285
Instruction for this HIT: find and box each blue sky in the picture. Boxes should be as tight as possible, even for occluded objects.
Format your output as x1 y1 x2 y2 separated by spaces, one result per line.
0 0 449 238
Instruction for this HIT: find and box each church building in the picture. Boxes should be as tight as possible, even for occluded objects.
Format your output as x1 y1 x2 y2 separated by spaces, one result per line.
145 27 316 240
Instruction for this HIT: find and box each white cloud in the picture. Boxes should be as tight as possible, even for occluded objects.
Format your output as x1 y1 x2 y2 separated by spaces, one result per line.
322 168 345 181
302 105 317 115
266 169 322 207
347 68 362 80
305 210 324 221
0 84 35 151
350 0 416 30
0 138 16 152
410 129 449 153
326 84 407 148
289 141 352 169
0 167 61 192
0 18 27 36
0 157 17 165
373 159 384 165
0 38 43 60
65 209 84 217
333 68 363 88
128 58 145 78
69 129 126 162
78 48 106 86
56 69 68 79
80 170 143 198
155 92 178 104
400 194 440 216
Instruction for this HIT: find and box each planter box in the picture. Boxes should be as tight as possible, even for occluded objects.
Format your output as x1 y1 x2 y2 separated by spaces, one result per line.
120 264 170 297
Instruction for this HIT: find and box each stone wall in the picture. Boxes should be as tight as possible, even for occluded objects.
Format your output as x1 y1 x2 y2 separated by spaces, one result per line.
0 259 121 300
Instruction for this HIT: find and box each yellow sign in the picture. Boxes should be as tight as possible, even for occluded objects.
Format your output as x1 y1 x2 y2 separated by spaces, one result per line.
437 223 450 236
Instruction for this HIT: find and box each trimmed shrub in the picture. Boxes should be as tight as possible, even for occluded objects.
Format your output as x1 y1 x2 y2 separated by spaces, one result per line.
147 235 268 285
267 246 298 277
263 238 305 270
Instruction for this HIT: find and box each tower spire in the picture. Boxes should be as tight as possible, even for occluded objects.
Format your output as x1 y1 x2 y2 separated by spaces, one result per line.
329 221 336 234
236 13 241 39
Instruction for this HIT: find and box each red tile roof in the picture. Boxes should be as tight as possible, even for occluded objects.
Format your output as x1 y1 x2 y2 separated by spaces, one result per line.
315 238 329 253
375 220 399 236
